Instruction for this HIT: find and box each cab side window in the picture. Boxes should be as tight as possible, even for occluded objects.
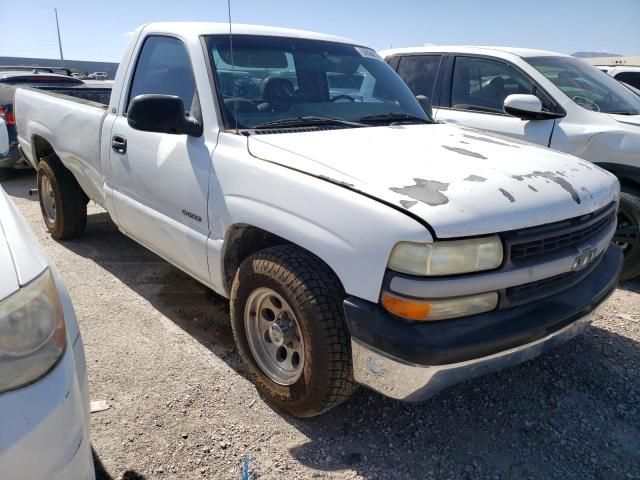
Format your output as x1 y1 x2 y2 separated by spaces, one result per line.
396 55 442 105
127 36 199 115
451 56 553 113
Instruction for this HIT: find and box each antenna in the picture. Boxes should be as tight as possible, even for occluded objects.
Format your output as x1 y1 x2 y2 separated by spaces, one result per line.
227 0 239 133
54 8 65 68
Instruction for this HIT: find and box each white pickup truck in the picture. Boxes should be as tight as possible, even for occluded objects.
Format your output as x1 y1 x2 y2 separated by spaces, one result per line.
15 23 622 417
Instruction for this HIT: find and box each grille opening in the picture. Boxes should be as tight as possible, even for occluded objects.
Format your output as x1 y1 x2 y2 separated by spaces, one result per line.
508 203 616 263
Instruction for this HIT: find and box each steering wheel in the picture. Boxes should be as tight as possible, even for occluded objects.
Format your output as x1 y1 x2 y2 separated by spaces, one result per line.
572 95 600 112
330 95 356 102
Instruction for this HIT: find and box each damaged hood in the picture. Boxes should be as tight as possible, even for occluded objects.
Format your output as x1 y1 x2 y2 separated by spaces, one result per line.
248 124 619 238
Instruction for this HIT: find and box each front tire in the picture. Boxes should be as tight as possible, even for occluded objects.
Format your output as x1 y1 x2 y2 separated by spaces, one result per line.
230 245 357 417
614 188 640 281
37 154 87 240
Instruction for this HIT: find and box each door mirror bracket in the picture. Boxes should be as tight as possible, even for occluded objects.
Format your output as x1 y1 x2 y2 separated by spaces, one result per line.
128 94 203 137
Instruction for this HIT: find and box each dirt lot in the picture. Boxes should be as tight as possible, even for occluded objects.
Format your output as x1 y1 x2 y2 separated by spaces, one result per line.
2 170 640 480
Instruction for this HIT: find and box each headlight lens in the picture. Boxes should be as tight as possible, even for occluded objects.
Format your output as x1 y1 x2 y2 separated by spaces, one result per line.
0 268 66 393
382 291 499 321
388 236 503 276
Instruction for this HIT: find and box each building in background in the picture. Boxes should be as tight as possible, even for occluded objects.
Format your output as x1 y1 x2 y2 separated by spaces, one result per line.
583 56 640 67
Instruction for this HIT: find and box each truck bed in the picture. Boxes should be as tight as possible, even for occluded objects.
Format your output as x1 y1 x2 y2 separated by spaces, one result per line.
14 86 110 207
34 85 112 106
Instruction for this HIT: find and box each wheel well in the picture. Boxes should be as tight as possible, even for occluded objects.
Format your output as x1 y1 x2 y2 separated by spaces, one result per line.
32 135 54 162
595 162 640 195
222 225 290 292
221 225 345 296
618 176 640 195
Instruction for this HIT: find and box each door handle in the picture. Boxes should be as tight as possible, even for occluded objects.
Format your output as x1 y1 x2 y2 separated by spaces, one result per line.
112 135 127 154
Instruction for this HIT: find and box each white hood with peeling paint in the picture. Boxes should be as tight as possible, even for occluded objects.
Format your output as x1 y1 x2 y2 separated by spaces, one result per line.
248 123 619 238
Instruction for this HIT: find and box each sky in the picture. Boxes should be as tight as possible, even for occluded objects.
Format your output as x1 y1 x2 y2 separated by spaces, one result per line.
1 0 638 63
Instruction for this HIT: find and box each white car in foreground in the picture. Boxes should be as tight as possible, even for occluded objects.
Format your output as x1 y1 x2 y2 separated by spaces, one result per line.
382 46 640 279
0 175 94 477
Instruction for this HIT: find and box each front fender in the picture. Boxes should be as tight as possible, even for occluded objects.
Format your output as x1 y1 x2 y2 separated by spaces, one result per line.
208 137 431 302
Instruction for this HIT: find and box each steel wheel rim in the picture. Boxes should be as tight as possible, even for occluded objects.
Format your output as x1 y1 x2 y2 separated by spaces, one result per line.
244 287 305 386
40 175 56 222
614 209 640 257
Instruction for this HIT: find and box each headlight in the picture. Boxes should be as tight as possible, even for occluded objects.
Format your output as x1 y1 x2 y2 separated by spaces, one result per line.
0 268 66 393
382 291 498 321
388 236 503 276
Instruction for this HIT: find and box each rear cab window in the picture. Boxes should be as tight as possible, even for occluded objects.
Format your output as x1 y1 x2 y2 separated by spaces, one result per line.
0 75 83 86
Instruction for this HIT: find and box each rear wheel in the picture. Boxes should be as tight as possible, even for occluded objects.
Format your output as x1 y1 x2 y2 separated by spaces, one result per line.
614 188 640 281
37 154 87 240
230 245 357 417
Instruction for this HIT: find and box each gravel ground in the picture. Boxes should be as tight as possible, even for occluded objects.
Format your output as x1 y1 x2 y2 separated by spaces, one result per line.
2 170 640 480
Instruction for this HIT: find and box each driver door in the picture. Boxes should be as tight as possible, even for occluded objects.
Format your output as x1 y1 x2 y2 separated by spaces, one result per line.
108 35 212 284
436 55 556 146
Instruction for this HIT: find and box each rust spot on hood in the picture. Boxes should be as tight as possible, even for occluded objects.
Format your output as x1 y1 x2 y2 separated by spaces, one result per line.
391 178 450 206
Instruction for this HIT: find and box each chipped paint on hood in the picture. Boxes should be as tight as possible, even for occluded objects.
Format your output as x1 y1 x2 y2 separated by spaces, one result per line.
247 124 619 238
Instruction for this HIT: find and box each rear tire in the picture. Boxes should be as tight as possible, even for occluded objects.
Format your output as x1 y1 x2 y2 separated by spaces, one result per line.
230 245 357 417
614 188 640 281
37 154 87 240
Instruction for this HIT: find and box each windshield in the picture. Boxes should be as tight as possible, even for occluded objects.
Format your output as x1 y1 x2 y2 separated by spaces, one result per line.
528 56 640 115
205 35 430 130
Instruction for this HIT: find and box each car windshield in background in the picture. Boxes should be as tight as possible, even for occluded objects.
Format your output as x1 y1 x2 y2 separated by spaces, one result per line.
205 35 430 130
528 56 640 115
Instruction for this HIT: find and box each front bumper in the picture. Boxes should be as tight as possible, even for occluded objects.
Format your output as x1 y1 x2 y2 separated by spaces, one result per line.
0 334 94 479
345 244 622 401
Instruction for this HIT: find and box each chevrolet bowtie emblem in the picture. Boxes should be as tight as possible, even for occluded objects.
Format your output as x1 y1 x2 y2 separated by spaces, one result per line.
572 246 598 270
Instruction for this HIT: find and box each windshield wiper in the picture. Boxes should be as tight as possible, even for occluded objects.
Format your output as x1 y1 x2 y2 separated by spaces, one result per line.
358 112 432 125
254 116 367 130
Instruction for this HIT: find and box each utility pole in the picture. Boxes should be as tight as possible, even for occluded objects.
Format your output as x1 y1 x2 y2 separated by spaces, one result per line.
54 8 64 67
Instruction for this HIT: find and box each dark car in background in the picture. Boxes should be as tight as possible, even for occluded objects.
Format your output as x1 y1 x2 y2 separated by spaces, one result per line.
0 66 110 173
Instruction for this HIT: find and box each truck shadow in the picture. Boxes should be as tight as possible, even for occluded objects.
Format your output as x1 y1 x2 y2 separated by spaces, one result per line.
64 212 640 480
0 168 39 201
93 446 146 480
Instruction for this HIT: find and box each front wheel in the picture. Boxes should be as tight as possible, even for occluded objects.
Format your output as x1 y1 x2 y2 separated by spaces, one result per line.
614 189 640 281
230 245 357 417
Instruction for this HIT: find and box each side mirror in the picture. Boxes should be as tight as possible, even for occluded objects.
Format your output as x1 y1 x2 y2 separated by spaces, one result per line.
416 95 433 119
128 94 202 137
503 94 564 120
